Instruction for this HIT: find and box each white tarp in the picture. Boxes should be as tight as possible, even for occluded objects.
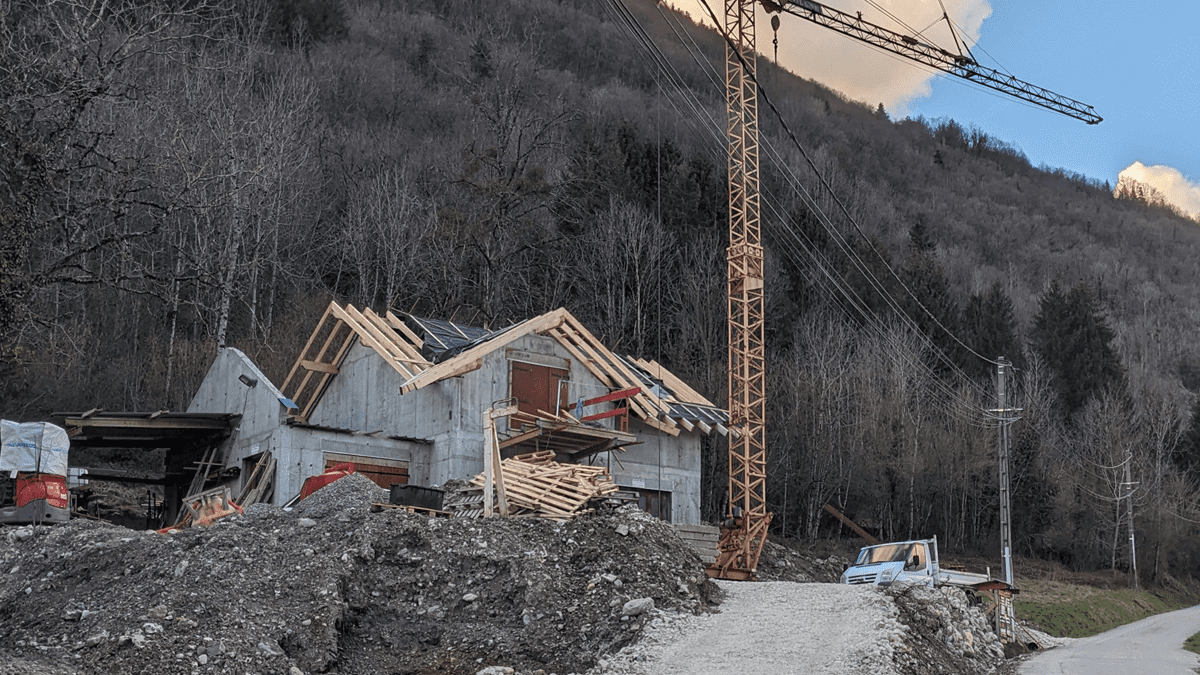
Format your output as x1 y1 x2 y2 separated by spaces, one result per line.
0 420 70 476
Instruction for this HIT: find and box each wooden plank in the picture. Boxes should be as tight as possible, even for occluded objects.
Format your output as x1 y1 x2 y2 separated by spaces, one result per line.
300 323 358 421
676 417 695 432
511 450 556 464
545 328 620 389
483 410 495 517
362 307 429 367
491 412 508 516
498 427 544 450
291 314 354 419
334 303 416 379
441 358 482 380
471 468 592 512
558 320 672 415
384 311 426 352
631 357 717 407
281 302 335 394
401 309 568 393
823 503 879 545
548 325 656 422
301 360 339 374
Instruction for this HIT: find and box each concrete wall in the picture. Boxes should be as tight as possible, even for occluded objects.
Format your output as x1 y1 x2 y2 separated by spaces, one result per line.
197 333 710 523
187 348 290 493
188 348 289 446
270 426 428 504
609 418 703 525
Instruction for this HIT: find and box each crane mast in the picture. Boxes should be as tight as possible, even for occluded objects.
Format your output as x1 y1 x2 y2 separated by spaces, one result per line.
708 0 772 581
707 0 1098 581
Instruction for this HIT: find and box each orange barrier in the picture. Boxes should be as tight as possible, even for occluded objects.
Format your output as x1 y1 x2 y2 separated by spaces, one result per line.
298 462 356 501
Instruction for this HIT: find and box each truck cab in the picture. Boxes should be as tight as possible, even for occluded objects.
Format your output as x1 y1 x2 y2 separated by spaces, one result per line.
841 538 939 588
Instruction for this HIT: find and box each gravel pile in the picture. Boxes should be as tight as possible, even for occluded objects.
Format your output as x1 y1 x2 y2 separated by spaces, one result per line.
888 584 1007 675
755 539 852 583
0 473 715 675
0 472 1012 675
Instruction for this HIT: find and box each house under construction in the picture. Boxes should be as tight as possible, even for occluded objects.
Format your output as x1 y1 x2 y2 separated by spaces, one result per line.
186 301 728 524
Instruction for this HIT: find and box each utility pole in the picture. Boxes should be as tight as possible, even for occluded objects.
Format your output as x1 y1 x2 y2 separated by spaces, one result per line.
996 356 1013 586
1124 448 1138 589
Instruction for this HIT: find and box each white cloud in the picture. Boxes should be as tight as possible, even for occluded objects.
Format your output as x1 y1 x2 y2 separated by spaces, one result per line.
1119 161 1200 220
669 0 992 116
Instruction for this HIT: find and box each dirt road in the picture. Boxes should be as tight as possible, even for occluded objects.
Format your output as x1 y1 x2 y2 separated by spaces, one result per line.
594 580 905 675
1018 604 1200 675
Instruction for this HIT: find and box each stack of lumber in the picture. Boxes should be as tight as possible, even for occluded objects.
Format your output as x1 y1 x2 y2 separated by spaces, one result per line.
236 452 276 506
466 450 619 519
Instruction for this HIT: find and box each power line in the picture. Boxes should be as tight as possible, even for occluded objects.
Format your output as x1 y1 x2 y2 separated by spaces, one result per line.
605 0 1003 426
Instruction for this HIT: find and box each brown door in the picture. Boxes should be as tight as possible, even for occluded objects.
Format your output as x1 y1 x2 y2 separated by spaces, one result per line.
633 488 672 522
510 362 569 429
325 458 409 489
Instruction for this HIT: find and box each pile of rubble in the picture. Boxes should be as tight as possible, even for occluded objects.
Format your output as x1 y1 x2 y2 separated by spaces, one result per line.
888 585 1007 675
0 474 715 675
0 472 1024 675
755 538 852 583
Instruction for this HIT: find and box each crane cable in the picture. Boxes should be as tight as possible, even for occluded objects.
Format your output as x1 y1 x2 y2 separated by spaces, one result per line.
692 0 1006 373
622 0 1006 425
627 0 1006 425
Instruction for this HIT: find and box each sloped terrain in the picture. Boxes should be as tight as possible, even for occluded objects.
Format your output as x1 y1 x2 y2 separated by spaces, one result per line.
0 474 1011 675
0 475 713 675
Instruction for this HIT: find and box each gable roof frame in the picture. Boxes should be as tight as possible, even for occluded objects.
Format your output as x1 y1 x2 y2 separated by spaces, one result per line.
284 302 727 435
280 301 432 421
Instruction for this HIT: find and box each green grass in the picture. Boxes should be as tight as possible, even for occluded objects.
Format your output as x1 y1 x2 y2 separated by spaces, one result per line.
1184 631 1200 656
1016 588 1191 639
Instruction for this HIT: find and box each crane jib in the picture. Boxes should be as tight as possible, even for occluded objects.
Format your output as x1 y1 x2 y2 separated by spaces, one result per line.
765 0 1102 124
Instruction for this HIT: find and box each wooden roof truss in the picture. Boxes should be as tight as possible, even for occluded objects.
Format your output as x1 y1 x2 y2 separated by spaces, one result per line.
280 302 431 421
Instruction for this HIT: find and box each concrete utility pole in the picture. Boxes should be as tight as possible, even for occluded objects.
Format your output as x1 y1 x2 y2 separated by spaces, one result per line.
996 356 1013 586
1124 449 1138 589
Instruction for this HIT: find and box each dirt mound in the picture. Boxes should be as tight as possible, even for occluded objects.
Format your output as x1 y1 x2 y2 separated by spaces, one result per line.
755 539 852 583
0 474 715 675
887 584 1005 675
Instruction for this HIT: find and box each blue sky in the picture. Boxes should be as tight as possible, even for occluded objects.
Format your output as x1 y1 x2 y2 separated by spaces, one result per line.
674 0 1200 216
905 1 1198 188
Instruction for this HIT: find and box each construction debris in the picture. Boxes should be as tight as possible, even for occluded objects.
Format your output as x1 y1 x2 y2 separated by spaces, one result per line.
0 472 715 675
464 450 621 519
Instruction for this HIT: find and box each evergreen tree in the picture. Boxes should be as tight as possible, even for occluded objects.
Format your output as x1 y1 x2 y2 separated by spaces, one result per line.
899 226 960 369
961 282 1023 380
1009 423 1057 555
907 218 935 254
1030 278 1127 418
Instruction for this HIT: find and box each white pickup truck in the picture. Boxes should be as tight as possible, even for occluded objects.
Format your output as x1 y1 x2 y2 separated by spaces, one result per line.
840 536 1002 591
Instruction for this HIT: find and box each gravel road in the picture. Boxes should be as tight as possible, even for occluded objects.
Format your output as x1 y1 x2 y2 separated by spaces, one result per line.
594 581 906 675
1018 604 1200 675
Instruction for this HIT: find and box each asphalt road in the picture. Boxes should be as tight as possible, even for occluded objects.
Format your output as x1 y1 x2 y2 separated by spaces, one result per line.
1019 604 1200 675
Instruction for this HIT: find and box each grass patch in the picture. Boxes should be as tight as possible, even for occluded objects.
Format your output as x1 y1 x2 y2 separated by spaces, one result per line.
1184 631 1200 656
1017 587 1190 638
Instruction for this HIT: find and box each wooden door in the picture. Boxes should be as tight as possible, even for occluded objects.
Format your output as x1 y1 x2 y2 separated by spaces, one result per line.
510 362 569 429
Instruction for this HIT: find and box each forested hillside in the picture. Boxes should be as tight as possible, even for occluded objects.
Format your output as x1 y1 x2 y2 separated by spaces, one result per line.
4 0 1200 579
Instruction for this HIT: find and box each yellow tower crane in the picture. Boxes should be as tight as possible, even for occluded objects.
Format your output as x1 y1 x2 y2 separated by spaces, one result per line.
707 0 1098 581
